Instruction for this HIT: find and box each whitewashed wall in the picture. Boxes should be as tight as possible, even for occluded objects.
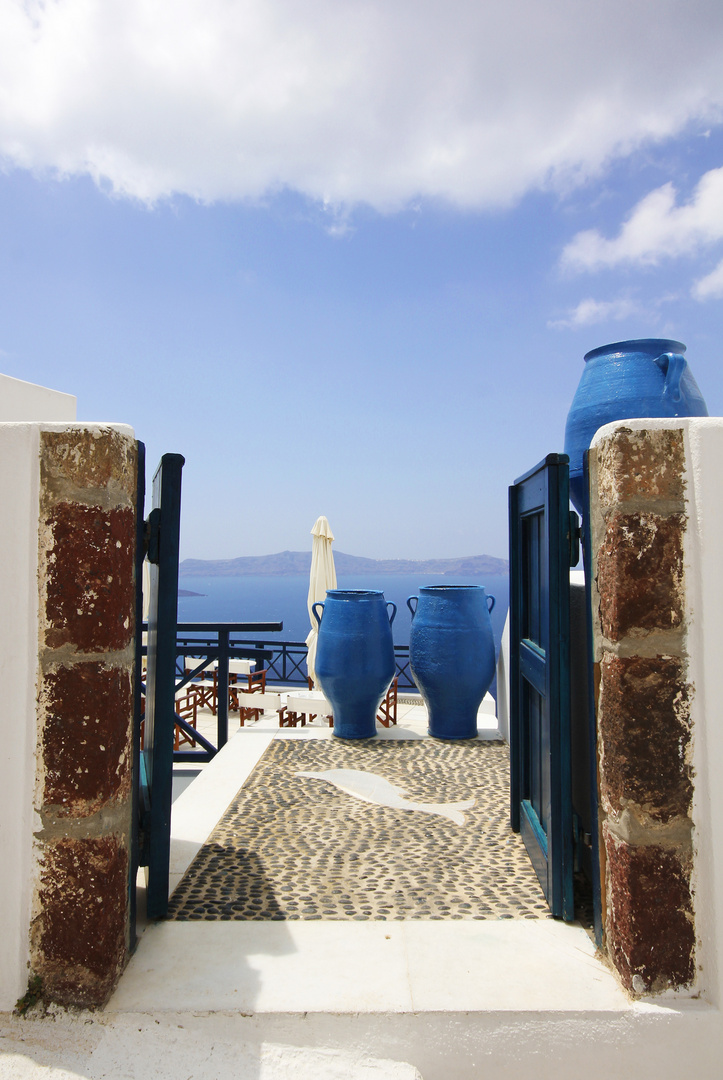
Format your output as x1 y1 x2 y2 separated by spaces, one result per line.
0 418 138 1011
0 373 76 422
0 424 42 1008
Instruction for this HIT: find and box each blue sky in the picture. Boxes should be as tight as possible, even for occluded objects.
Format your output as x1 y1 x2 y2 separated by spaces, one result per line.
1 1 723 561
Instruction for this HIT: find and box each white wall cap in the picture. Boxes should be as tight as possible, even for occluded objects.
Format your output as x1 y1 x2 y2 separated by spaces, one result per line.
589 415 723 449
0 372 76 421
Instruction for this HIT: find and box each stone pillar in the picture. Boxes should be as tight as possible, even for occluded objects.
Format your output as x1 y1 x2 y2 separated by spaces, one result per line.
30 426 138 1007
588 424 695 994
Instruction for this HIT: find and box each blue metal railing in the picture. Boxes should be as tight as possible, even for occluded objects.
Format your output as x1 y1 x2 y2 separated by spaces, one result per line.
142 621 416 763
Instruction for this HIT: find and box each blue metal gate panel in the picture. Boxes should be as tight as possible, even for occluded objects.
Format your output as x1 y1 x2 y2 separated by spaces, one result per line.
509 453 575 920
582 449 603 944
141 453 184 921
129 440 146 946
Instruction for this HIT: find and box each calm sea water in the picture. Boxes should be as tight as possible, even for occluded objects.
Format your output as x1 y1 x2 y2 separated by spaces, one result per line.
177 573 510 652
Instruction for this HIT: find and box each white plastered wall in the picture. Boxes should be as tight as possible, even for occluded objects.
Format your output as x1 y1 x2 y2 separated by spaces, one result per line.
0 423 41 1009
495 612 510 742
679 419 723 1005
0 373 76 423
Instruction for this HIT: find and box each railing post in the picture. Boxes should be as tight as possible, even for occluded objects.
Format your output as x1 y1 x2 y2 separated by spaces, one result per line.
217 628 229 748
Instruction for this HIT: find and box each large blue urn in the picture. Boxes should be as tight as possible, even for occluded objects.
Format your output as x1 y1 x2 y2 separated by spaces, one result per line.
313 589 396 740
564 338 708 513
407 585 496 741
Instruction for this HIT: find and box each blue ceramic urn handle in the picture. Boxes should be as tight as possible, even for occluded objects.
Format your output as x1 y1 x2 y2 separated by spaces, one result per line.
312 601 325 626
655 351 687 404
386 601 397 625
407 596 418 618
487 594 495 613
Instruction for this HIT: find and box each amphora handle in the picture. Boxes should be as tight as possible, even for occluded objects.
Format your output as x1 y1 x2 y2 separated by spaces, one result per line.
655 351 687 404
312 602 325 627
407 596 418 619
487 594 496 613
387 601 397 626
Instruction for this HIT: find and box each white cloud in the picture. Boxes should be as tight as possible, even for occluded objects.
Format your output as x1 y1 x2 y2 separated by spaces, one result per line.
693 257 723 299
548 296 641 330
0 0 723 208
561 167 723 271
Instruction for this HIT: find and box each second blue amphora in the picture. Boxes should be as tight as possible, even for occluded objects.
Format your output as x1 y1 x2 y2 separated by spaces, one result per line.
313 589 396 739
408 584 496 740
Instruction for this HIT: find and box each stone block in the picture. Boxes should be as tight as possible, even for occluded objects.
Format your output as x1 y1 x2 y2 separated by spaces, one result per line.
42 502 135 652
598 653 692 823
32 836 128 1007
595 427 686 508
40 662 132 817
604 827 695 994
597 511 685 640
40 428 136 498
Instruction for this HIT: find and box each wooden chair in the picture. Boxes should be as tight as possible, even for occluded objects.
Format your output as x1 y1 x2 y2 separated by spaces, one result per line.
185 656 216 713
139 685 200 750
376 677 399 727
174 684 200 749
229 668 268 725
278 690 333 728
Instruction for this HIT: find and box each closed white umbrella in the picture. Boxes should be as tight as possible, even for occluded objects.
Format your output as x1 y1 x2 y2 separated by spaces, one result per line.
305 516 337 684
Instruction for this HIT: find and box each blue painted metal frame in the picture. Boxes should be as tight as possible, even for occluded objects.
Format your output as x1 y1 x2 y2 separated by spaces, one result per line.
141 453 184 921
168 623 281 762
129 440 146 948
171 633 417 691
582 449 604 945
509 453 574 920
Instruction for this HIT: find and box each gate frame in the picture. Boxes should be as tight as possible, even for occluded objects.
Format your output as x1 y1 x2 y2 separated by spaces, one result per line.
509 453 575 920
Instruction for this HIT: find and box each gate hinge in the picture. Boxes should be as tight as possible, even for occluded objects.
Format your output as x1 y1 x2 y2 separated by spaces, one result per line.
144 507 161 564
568 510 581 568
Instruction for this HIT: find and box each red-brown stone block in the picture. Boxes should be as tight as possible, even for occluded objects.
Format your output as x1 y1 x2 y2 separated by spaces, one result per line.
40 662 132 816
596 427 686 508
43 502 135 652
40 428 137 497
598 653 692 823
597 511 685 640
33 837 128 1007
604 827 695 993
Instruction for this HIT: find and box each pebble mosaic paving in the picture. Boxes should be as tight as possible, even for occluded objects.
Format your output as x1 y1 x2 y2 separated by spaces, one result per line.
168 737 556 922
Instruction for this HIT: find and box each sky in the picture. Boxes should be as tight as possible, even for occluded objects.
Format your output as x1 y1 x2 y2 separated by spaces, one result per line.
1 0 723 562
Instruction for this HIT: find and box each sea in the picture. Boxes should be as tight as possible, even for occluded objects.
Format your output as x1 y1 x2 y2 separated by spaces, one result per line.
177 573 510 653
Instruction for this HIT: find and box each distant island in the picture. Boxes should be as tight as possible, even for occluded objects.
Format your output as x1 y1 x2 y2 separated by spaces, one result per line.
178 588 205 597
179 550 508 577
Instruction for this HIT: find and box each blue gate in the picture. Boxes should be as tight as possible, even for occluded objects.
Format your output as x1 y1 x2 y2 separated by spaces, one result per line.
138 453 185 921
509 454 577 920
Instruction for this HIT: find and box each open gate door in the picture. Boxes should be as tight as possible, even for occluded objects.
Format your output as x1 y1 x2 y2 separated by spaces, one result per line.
509 454 576 920
138 453 185 920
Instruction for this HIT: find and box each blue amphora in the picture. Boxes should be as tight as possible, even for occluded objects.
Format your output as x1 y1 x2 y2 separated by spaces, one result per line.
313 590 396 739
564 338 707 513
407 585 496 740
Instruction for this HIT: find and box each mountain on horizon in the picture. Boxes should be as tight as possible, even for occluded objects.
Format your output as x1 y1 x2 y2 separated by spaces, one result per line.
179 550 508 577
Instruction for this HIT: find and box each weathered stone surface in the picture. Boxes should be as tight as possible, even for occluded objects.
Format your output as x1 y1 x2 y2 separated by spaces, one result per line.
596 427 686 508
598 653 692 823
43 502 135 652
40 662 132 816
597 511 685 640
40 428 136 497
604 827 695 993
32 837 128 1007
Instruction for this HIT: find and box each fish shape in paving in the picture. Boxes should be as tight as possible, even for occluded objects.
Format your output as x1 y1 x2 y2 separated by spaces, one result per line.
296 768 475 825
